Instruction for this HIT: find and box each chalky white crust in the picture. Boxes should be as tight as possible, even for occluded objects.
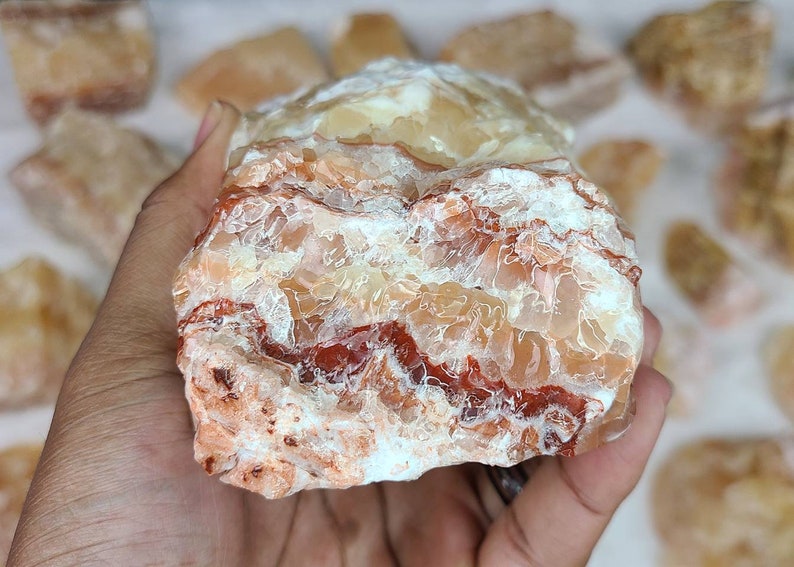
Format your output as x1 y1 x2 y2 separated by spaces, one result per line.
174 61 643 498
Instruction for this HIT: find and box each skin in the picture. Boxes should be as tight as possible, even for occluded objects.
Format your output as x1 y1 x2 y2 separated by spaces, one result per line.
8 102 672 567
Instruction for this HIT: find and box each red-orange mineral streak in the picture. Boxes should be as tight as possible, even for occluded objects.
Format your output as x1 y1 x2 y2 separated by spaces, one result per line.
181 299 593 455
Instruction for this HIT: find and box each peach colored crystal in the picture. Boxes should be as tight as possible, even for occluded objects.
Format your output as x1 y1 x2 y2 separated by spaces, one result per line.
664 221 761 326
330 13 415 77
628 0 773 133
0 0 155 125
0 258 97 409
9 109 180 268
654 438 794 567
176 27 329 114
578 139 664 220
174 60 644 498
717 96 794 269
0 444 42 563
438 11 630 122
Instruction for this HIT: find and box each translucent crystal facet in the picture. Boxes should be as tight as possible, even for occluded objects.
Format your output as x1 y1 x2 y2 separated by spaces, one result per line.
174 60 643 498
330 13 415 77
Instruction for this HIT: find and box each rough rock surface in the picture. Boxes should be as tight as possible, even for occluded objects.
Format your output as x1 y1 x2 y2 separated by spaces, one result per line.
174 60 644 498
628 0 774 133
654 438 794 567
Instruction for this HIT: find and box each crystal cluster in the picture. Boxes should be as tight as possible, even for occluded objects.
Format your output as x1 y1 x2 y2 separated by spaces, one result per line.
653 438 794 566
0 0 155 125
0 444 42 562
0 258 96 409
176 27 329 114
664 221 761 326
438 11 631 122
717 96 794 268
765 325 794 424
174 60 643 498
578 140 664 221
9 109 180 267
330 13 415 77
628 0 774 132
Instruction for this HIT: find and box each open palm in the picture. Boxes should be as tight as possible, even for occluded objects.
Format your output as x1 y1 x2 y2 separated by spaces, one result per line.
8 103 670 567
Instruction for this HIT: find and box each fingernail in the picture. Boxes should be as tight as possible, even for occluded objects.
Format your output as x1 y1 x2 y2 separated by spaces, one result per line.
193 101 224 151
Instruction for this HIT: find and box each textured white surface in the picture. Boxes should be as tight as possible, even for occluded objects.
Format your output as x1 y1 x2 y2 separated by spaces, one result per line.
1 0 793 564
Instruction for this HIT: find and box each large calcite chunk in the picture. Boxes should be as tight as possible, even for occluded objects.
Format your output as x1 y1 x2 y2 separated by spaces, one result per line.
0 258 97 409
9 109 180 267
717 96 794 268
653 438 794 566
0 444 42 563
174 60 644 498
438 11 631 122
330 13 415 77
0 0 155 125
175 27 329 114
765 325 794 424
628 0 774 132
664 221 761 326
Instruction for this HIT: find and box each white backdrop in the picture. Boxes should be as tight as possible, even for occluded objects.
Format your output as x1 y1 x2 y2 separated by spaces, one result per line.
1 1 793 564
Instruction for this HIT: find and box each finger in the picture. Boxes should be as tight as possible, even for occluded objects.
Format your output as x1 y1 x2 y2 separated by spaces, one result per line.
642 307 662 365
478 364 671 566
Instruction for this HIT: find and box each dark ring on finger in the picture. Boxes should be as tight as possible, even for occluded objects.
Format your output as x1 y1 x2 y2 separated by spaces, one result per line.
486 463 530 505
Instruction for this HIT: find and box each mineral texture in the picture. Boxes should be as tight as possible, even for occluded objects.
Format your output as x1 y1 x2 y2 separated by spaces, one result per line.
654 438 794 566
664 221 761 326
717 96 794 269
330 13 415 77
0 444 42 563
578 139 664 221
438 11 631 122
628 0 774 132
0 0 155 125
765 325 794 424
0 258 97 409
9 108 180 268
176 27 329 114
174 60 644 498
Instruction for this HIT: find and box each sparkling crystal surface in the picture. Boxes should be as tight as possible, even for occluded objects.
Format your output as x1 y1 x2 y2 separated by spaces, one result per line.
174 60 644 498
0 258 97 409
438 11 631 122
653 438 794 567
0 0 155 125
664 221 761 326
176 27 329 114
628 0 774 132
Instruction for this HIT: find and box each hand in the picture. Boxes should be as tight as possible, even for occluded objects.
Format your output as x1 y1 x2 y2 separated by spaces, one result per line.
8 102 672 567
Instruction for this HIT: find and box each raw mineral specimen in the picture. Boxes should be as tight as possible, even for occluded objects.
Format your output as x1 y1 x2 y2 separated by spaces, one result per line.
628 0 774 132
653 438 794 566
176 27 329 114
0 444 42 563
652 317 712 416
717 96 794 268
330 13 415 77
765 325 794 424
0 258 97 409
578 139 664 220
438 11 631 122
174 60 644 498
9 108 180 268
0 0 155 125
664 221 761 326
